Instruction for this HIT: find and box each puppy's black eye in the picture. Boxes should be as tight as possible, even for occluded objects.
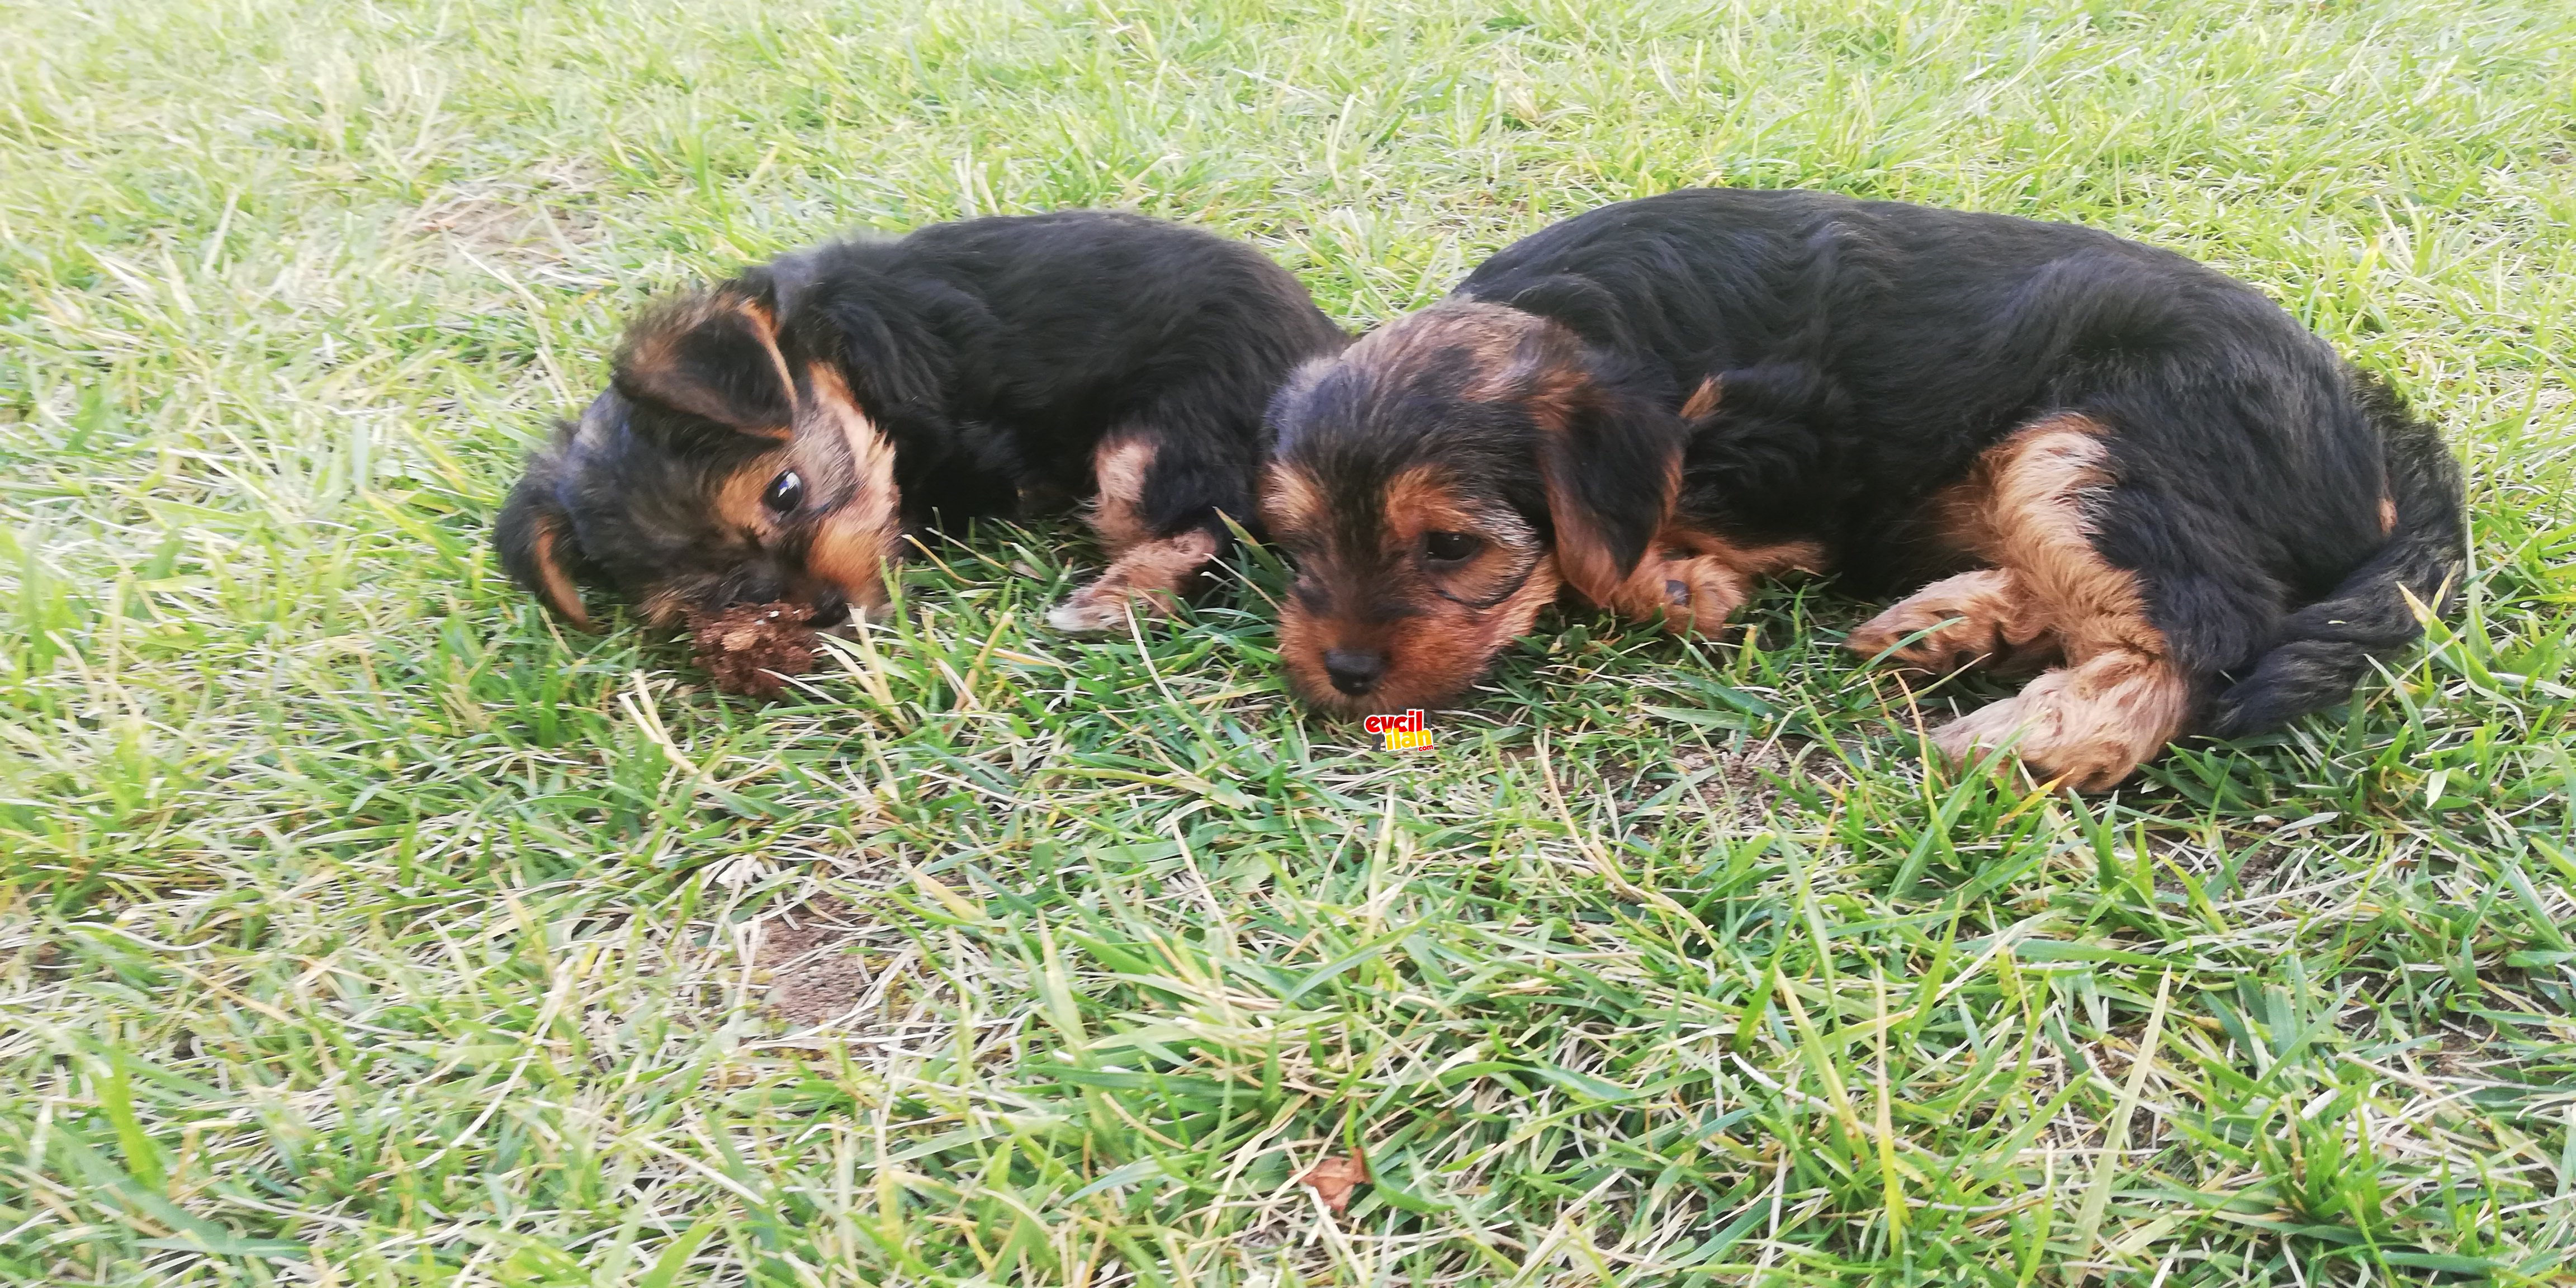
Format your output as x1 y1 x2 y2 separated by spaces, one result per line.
761 470 804 514
1424 531 1481 563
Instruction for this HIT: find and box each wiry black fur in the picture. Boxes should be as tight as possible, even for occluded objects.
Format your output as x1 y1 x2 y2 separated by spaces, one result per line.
2199 374 2464 735
751 214 1344 529
1275 188 2466 737
497 210 1346 627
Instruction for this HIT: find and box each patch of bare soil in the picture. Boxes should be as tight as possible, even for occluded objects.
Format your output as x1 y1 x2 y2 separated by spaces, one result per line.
754 899 879 1026
1670 737 1848 832
408 159 607 280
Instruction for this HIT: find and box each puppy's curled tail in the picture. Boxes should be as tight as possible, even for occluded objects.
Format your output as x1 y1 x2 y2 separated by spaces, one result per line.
2203 374 2466 737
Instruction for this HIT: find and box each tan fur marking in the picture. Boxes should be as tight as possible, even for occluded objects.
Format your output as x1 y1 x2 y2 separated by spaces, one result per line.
2379 494 2398 536
1981 425 2157 661
742 299 794 419
1926 418 2153 658
1261 464 1328 545
1381 465 1491 546
1337 301 1597 424
1505 360 1593 436
1680 376 1723 421
1053 438 1226 630
1385 553 1562 704
1933 650 2193 793
1544 450 1681 606
1342 302 1543 403
712 450 792 535
797 363 901 617
1900 416 2190 789
638 583 694 629
528 522 594 631
1085 436 1159 556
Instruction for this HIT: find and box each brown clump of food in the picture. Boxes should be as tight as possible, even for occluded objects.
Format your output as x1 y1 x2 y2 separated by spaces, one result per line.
684 602 817 697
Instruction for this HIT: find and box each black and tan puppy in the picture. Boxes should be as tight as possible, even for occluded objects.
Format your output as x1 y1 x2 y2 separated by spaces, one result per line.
496 211 1345 650
1263 189 2464 790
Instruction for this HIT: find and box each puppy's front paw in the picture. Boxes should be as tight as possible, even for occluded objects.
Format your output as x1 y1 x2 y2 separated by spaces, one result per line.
1850 570 2054 675
1046 529 1219 633
1045 580 1147 633
1663 557 1754 635
1608 553 1750 634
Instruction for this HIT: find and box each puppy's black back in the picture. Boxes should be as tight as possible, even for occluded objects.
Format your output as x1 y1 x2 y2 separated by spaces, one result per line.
1459 193 2373 570
755 211 1343 525
1456 188 2462 725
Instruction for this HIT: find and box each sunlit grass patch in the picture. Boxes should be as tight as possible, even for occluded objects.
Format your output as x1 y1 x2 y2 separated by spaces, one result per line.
3 0 2573 1282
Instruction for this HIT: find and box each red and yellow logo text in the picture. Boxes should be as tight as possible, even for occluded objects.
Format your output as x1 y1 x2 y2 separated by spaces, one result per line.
1364 709 1433 751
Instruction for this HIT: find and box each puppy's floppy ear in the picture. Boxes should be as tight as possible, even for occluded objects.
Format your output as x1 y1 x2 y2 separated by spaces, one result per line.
1536 368 1684 605
494 436 595 631
611 291 794 438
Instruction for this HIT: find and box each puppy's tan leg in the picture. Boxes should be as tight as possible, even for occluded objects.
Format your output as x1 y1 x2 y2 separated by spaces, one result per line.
1934 649 2191 792
1047 436 1221 632
1848 568 2061 676
1921 419 2190 790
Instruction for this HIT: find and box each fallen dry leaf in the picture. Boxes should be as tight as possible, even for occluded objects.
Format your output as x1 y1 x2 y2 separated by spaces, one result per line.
1296 1153 1369 1215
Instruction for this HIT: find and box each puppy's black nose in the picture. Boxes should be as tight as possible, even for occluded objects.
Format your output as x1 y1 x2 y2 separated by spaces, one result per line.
805 592 850 629
1323 648 1384 697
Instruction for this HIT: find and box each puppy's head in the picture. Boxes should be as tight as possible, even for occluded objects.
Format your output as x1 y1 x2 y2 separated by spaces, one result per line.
495 288 904 631
1261 301 1684 714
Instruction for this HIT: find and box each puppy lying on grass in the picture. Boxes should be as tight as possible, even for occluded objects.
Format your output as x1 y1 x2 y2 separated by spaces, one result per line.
496 211 1345 692
1262 189 2464 790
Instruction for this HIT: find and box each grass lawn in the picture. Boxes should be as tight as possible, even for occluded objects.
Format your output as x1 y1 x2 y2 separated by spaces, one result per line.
6 0 2576 1282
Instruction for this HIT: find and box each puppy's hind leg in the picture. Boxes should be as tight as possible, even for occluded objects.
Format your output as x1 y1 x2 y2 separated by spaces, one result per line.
1046 429 1237 632
1923 418 2194 791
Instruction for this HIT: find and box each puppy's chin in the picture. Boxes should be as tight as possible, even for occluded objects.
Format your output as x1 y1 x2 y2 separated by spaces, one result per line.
1277 558 1562 717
